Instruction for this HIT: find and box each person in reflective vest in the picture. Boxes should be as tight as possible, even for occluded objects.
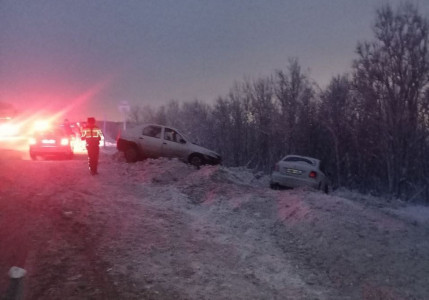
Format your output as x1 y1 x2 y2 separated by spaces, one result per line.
81 117 102 175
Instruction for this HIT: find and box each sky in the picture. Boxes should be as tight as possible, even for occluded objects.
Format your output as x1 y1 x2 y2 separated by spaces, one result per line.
1 0 429 122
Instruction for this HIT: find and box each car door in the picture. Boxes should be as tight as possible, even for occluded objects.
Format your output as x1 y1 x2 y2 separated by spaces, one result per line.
137 125 164 158
161 127 189 160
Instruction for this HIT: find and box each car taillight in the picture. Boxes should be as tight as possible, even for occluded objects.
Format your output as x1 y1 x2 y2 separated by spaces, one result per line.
29 137 37 145
60 138 69 146
274 163 279 171
309 171 317 178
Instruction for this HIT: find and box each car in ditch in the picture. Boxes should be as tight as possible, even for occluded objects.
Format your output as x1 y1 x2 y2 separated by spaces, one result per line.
270 154 330 193
117 124 221 167
29 127 75 160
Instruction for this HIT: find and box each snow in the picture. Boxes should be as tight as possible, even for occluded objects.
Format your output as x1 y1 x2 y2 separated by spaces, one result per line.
386 205 429 225
1 146 429 299
334 187 429 225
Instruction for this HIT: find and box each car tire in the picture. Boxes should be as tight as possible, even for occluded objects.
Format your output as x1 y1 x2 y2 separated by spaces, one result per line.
189 154 204 168
270 182 280 190
324 184 330 194
30 152 36 160
124 146 139 163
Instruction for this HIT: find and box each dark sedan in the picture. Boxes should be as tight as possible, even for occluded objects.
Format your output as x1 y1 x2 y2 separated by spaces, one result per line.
29 127 75 160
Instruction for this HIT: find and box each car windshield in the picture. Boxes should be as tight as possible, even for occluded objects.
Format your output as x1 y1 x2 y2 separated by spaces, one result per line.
175 129 192 143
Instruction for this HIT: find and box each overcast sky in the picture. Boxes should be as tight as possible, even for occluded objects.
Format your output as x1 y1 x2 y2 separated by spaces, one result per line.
1 0 429 121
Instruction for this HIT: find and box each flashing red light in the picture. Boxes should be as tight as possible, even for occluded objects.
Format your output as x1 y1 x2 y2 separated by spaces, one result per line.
309 171 317 178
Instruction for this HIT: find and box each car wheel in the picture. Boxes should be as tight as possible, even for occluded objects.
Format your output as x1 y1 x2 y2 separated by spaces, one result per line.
124 146 139 163
189 154 204 168
30 152 37 160
270 182 280 190
324 184 330 194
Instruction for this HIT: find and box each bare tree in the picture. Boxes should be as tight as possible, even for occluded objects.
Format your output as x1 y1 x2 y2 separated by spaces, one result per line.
165 100 183 129
181 100 213 146
353 2 429 196
248 77 277 170
127 104 156 124
275 59 314 154
127 105 143 124
319 75 354 187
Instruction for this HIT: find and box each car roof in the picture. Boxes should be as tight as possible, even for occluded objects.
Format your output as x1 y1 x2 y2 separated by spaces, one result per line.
140 123 174 129
135 123 185 134
34 127 67 135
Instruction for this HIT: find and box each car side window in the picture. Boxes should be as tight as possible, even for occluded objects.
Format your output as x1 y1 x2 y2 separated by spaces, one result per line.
142 125 162 139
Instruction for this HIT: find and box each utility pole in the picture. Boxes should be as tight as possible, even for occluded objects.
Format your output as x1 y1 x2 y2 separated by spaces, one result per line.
118 101 130 131
103 114 106 147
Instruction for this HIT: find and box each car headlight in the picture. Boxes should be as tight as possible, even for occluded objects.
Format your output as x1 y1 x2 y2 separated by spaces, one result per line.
0 123 20 136
60 138 69 146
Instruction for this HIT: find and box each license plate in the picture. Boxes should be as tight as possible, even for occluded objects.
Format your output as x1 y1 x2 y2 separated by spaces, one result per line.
285 168 302 175
42 139 56 144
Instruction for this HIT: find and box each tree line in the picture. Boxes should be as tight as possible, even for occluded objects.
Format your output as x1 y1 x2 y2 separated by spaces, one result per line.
128 3 429 202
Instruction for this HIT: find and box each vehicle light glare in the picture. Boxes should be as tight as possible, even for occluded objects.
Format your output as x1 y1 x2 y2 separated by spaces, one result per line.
60 138 69 146
0 123 20 136
0 125 9 136
34 121 50 131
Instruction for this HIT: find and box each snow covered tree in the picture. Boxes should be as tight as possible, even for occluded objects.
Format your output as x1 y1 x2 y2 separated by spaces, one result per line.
127 104 156 124
164 100 184 129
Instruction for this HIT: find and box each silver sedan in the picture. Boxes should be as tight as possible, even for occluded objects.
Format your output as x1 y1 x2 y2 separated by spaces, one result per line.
270 155 330 193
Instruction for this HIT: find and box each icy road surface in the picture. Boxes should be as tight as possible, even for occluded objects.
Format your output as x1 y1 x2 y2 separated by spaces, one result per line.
1 148 429 299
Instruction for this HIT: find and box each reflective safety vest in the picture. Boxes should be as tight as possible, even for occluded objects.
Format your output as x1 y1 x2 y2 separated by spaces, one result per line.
81 126 102 142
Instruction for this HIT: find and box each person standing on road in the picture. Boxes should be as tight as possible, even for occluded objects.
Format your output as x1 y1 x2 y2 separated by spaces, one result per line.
81 117 102 175
62 119 73 135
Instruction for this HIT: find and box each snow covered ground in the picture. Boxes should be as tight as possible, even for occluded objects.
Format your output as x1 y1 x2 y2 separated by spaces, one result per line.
0 146 429 299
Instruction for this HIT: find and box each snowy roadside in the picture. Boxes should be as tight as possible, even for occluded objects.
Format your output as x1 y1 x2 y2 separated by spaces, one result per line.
100 155 429 299
334 188 429 226
1 150 429 299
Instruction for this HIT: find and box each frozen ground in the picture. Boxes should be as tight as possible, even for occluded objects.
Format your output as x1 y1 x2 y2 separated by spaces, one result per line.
0 147 429 299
